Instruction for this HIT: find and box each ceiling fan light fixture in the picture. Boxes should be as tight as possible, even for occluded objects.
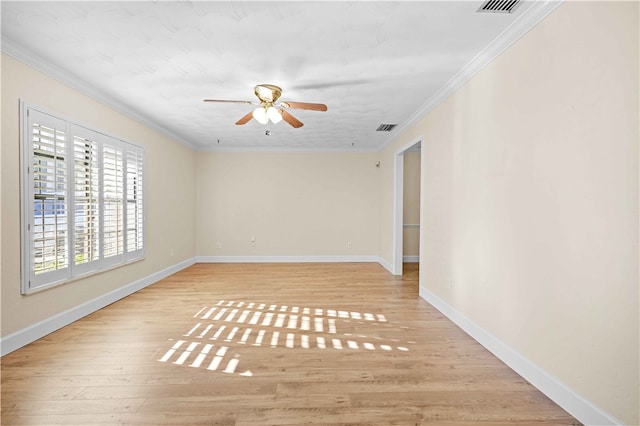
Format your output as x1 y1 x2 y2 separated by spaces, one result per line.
206 84 325 128
252 107 269 124
267 106 282 124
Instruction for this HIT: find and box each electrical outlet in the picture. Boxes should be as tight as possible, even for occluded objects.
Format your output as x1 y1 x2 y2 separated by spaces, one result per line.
347 241 352 249
215 242 222 249
447 279 452 289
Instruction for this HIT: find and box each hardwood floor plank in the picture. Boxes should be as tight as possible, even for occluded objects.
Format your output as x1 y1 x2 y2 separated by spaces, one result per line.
2 398 147 415
73 382 277 400
1 413 237 426
1 263 581 425
136 394 351 413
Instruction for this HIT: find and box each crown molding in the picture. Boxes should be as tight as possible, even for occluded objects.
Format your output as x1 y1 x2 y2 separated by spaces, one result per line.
1 38 197 151
199 145 379 154
381 0 564 151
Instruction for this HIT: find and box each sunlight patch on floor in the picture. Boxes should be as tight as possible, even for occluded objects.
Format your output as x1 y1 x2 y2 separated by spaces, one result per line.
158 299 411 377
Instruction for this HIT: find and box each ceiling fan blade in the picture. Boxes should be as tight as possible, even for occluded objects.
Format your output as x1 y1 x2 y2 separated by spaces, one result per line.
280 101 327 112
204 99 254 105
235 112 254 125
280 109 304 128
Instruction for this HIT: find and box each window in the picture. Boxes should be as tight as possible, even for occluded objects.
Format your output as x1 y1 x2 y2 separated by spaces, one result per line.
21 103 144 294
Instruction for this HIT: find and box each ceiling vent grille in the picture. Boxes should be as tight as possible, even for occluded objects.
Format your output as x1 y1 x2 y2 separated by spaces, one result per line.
477 0 520 13
376 124 397 132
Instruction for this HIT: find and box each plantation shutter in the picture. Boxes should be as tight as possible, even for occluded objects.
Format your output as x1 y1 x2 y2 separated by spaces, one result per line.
27 110 70 290
125 145 144 259
72 127 101 275
102 142 124 267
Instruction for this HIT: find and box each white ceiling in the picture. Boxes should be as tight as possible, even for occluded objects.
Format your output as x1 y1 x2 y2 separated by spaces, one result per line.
1 1 558 151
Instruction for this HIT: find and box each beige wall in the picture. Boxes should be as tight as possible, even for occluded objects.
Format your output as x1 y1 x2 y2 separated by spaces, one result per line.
1 54 197 336
403 151 420 257
196 151 380 257
380 2 639 423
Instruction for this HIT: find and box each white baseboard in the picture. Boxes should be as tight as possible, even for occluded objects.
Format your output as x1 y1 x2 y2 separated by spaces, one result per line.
377 257 394 274
196 255 381 264
419 286 622 426
1 257 196 356
403 255 419 263
196 255 399 277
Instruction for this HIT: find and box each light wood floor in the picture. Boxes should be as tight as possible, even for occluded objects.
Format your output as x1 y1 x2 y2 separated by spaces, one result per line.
1 263 581 425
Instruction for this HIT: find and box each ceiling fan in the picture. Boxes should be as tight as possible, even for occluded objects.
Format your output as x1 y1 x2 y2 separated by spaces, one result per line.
204 84 327 128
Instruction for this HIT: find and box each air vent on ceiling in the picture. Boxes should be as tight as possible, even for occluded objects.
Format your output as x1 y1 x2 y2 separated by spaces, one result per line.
477 0 520 13
376 124 397 132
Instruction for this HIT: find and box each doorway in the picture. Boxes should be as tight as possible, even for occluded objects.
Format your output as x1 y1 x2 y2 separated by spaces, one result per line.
392 139 422 275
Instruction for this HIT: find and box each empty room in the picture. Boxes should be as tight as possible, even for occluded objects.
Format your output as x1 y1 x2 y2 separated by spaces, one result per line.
1 1 638 425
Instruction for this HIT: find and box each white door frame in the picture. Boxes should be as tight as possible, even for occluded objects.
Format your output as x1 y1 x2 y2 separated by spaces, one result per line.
392 137 422 275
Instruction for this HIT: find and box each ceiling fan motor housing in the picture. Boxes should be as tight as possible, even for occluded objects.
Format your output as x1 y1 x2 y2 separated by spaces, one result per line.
255 84 282 103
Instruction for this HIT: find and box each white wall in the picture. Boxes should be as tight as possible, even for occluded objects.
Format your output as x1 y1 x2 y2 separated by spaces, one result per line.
196 151 380 258
380 2 639 424
1 54 197 337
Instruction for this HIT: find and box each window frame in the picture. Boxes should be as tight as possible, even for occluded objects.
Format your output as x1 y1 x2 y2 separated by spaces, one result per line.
20 102 145 294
